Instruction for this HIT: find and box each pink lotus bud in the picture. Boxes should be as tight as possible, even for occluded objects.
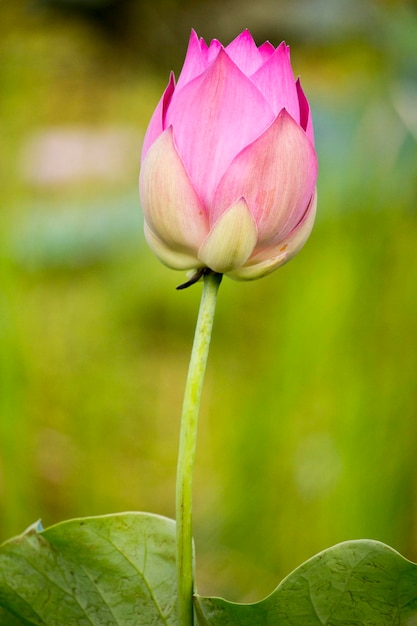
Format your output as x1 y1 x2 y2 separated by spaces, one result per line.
139 30 318 280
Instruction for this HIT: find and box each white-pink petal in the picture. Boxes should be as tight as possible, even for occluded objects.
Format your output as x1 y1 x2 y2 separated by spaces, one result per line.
139 127 208 254
144 225 201 270
212 110 318 244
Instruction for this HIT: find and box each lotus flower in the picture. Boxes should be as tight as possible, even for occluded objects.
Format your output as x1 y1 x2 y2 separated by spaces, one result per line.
139 29 318 280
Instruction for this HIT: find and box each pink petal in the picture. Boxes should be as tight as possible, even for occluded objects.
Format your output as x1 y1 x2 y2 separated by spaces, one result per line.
212 109 318 244
225 30 264 75
199 36 208 53
258 41 276 62
165 49 274 209
198 198 257 273
296 79 315 146
250 42 299 122
139 127 208 255
176 30 210 91
204 38 223 64
141 73 175 159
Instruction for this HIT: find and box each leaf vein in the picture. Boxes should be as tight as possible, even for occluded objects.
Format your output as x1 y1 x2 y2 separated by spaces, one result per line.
90 530 171 625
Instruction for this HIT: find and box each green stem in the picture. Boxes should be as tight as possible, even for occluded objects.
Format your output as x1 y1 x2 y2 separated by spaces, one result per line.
176 270 222 626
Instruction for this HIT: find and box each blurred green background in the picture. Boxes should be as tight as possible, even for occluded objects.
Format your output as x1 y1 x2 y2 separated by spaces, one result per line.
1 0 417 602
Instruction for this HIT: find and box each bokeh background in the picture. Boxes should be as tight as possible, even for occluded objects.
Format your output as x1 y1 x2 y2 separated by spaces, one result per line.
1 0 417 602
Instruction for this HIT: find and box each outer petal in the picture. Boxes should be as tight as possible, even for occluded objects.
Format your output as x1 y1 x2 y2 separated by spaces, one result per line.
165 50 274 209
141 73 176 159
198 198 257 273
251 42 299 121
225 29 264 75
139 127 208 253
229 188 317 280
144 224 200 270
212 109 318 244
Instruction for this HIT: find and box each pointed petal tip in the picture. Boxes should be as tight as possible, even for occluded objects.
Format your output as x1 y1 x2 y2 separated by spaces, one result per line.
258 40 275 59
277 40 290 53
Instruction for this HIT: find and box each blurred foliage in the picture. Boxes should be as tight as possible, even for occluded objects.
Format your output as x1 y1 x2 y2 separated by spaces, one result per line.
1 0 417 604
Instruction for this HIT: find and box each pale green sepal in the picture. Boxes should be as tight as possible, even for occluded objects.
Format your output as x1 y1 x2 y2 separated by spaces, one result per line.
198 199 257 273
229 188 317 281
145 224 201 271
228 250 289 280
